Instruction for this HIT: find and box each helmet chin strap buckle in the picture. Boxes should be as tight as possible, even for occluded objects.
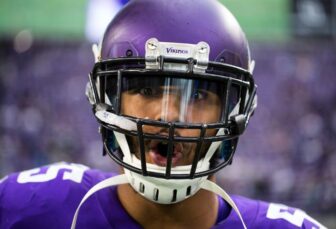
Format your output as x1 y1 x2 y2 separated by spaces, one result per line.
145 37 210 73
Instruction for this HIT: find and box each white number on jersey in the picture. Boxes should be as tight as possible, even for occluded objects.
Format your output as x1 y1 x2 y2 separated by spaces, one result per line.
17 163 89 184
266 203 327 229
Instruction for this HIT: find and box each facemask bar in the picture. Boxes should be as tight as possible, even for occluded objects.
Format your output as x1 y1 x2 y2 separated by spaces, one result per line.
87 55 256 179
101 121 238 179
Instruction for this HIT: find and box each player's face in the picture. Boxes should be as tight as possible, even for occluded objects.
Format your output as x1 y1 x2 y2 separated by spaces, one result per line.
120 76 222 167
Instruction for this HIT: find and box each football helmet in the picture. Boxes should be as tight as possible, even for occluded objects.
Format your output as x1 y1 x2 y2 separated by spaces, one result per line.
86 0 257 204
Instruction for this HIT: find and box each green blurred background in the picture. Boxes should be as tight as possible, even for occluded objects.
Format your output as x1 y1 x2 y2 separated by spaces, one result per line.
0 0 290 41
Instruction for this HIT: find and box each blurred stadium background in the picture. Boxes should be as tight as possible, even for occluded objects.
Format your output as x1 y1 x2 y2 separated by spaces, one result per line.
0 0 335 227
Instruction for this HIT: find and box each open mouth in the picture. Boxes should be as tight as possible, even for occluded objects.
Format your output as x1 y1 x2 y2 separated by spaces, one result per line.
149 141 183 167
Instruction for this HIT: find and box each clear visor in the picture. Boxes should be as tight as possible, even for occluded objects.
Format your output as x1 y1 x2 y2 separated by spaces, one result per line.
105 74 240 124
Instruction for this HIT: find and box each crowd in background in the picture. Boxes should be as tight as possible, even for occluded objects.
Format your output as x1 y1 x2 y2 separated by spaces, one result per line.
0 39 335 217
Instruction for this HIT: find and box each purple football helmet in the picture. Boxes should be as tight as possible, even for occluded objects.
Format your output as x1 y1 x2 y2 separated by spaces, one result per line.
86 0 257 203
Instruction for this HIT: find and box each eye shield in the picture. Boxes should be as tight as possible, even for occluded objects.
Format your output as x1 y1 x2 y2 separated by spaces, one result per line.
104 73 240 124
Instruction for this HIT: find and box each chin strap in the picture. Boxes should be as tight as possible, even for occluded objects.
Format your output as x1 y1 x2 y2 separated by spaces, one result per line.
71 175 247 229
200 180 247 229
70 174 129 229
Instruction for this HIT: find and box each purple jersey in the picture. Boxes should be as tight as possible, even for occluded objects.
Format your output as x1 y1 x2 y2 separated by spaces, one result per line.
0 162 325 229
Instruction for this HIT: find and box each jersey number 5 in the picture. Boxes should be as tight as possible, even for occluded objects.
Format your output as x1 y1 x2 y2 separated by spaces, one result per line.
17 163 89 184
266 203 326 229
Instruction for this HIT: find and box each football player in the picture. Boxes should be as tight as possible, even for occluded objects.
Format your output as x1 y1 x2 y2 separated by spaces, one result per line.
0 0 327 228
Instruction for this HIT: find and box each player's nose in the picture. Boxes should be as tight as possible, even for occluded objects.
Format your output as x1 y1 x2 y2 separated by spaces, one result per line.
156 93 181 123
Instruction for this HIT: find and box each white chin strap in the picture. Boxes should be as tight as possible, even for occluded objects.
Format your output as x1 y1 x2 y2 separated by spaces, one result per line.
71 174 247 229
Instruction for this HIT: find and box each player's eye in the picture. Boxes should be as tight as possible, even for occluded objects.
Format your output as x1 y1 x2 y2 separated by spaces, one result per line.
191 90 208 100
138 87 162 97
